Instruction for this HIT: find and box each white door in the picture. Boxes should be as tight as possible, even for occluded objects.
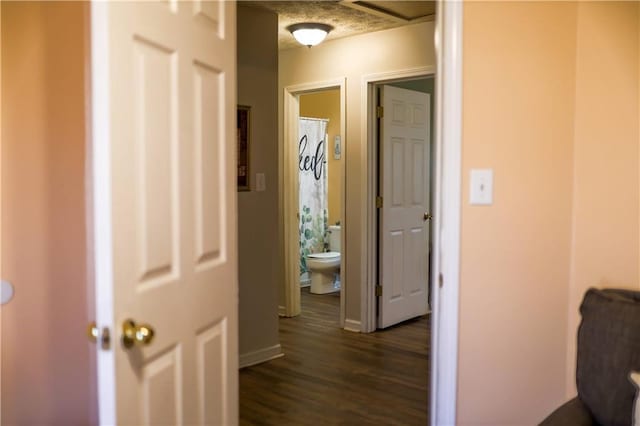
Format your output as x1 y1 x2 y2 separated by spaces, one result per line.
90 1 237 424
378 85 431 329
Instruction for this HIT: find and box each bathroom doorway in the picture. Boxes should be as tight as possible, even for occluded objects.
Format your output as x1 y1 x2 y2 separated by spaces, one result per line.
298 89 342 324
282 79 347 328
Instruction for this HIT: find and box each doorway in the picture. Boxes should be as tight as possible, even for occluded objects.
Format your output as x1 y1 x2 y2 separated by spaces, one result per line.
1 1 464 425
298 89 343 324
282 79 347 328
375 77 435 329
360 68 436 333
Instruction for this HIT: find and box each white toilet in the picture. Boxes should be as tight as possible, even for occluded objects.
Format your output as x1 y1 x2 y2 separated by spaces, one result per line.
306 225 341 294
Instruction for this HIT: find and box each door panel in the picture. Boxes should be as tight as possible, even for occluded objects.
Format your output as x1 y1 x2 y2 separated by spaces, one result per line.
133 35 179 289
193 62 223 268
196 320 226 425
90 1 237 424
141 347 182 425
390 231 404 299
379 85 431 329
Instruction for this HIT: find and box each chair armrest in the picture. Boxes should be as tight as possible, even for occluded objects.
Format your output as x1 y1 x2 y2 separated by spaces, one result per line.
539 397 597 426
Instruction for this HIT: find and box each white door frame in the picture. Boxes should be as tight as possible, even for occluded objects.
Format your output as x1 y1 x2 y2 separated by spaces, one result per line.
89 3 116 422
359 0 463 424
431 1 463 424
282 78 347 326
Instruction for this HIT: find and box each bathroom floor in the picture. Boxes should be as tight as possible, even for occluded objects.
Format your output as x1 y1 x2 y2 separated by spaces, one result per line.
300 287 341 328
239 288 430 425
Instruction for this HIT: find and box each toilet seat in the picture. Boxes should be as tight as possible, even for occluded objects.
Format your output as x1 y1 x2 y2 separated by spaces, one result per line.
306 252 340 268
307 251 340 260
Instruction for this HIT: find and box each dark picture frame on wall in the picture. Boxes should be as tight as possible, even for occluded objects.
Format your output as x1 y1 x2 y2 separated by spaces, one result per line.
237 105 251 191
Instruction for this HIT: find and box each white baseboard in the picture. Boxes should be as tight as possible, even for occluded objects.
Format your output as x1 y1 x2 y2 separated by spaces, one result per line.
239 344 284 369
344 318 361 333
278 305 286 317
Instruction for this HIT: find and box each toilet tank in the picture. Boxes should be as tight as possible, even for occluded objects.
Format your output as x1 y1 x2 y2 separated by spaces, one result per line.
328 225 341 252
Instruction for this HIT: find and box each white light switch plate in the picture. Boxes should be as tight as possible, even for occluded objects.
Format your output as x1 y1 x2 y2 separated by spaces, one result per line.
1 280 14 305
256 173 266 192
470 169 493 205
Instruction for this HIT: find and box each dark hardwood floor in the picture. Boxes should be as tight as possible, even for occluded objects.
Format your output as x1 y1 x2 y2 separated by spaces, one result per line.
239 288 430 425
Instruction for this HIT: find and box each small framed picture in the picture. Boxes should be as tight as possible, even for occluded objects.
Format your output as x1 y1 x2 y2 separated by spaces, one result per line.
334 135 341 160
237 105 251 191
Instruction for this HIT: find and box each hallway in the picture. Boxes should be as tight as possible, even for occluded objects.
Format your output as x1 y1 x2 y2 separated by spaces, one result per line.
239 289 430 425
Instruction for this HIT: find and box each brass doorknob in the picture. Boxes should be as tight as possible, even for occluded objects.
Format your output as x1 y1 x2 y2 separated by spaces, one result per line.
122 319 155 348
424 212 433 222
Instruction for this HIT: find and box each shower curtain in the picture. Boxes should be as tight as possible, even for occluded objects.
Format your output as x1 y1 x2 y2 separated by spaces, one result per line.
298 117 329 277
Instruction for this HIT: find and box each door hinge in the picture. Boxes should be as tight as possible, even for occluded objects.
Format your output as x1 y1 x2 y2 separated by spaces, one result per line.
438 273 444 289
376 106 384 118
376 196 383 209
375 285 383 297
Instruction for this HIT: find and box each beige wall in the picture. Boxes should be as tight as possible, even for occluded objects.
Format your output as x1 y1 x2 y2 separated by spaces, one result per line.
459 1 640 424
279 21 436 321
299 90 342 226
237 5 281 358
1 2 95 423
566 0 640 395
459 2 578 423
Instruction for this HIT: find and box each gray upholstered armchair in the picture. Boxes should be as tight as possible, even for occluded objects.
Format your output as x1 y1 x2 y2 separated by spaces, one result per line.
540 288 640 426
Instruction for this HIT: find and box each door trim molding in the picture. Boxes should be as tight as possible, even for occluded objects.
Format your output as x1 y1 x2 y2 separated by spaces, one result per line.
282 78 347 327
430 1 463 425
343 319 361 333
89 2 116 424
360 65 436 335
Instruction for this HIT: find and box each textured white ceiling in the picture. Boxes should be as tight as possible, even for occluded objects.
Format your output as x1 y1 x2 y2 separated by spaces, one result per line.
360 1 436 20
239 1 435 50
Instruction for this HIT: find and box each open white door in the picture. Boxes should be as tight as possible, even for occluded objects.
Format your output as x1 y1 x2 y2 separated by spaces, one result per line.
378 85 431 329
90 1 237 424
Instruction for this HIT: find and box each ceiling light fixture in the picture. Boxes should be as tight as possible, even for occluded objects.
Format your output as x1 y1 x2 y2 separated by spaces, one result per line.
286 23 334 48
